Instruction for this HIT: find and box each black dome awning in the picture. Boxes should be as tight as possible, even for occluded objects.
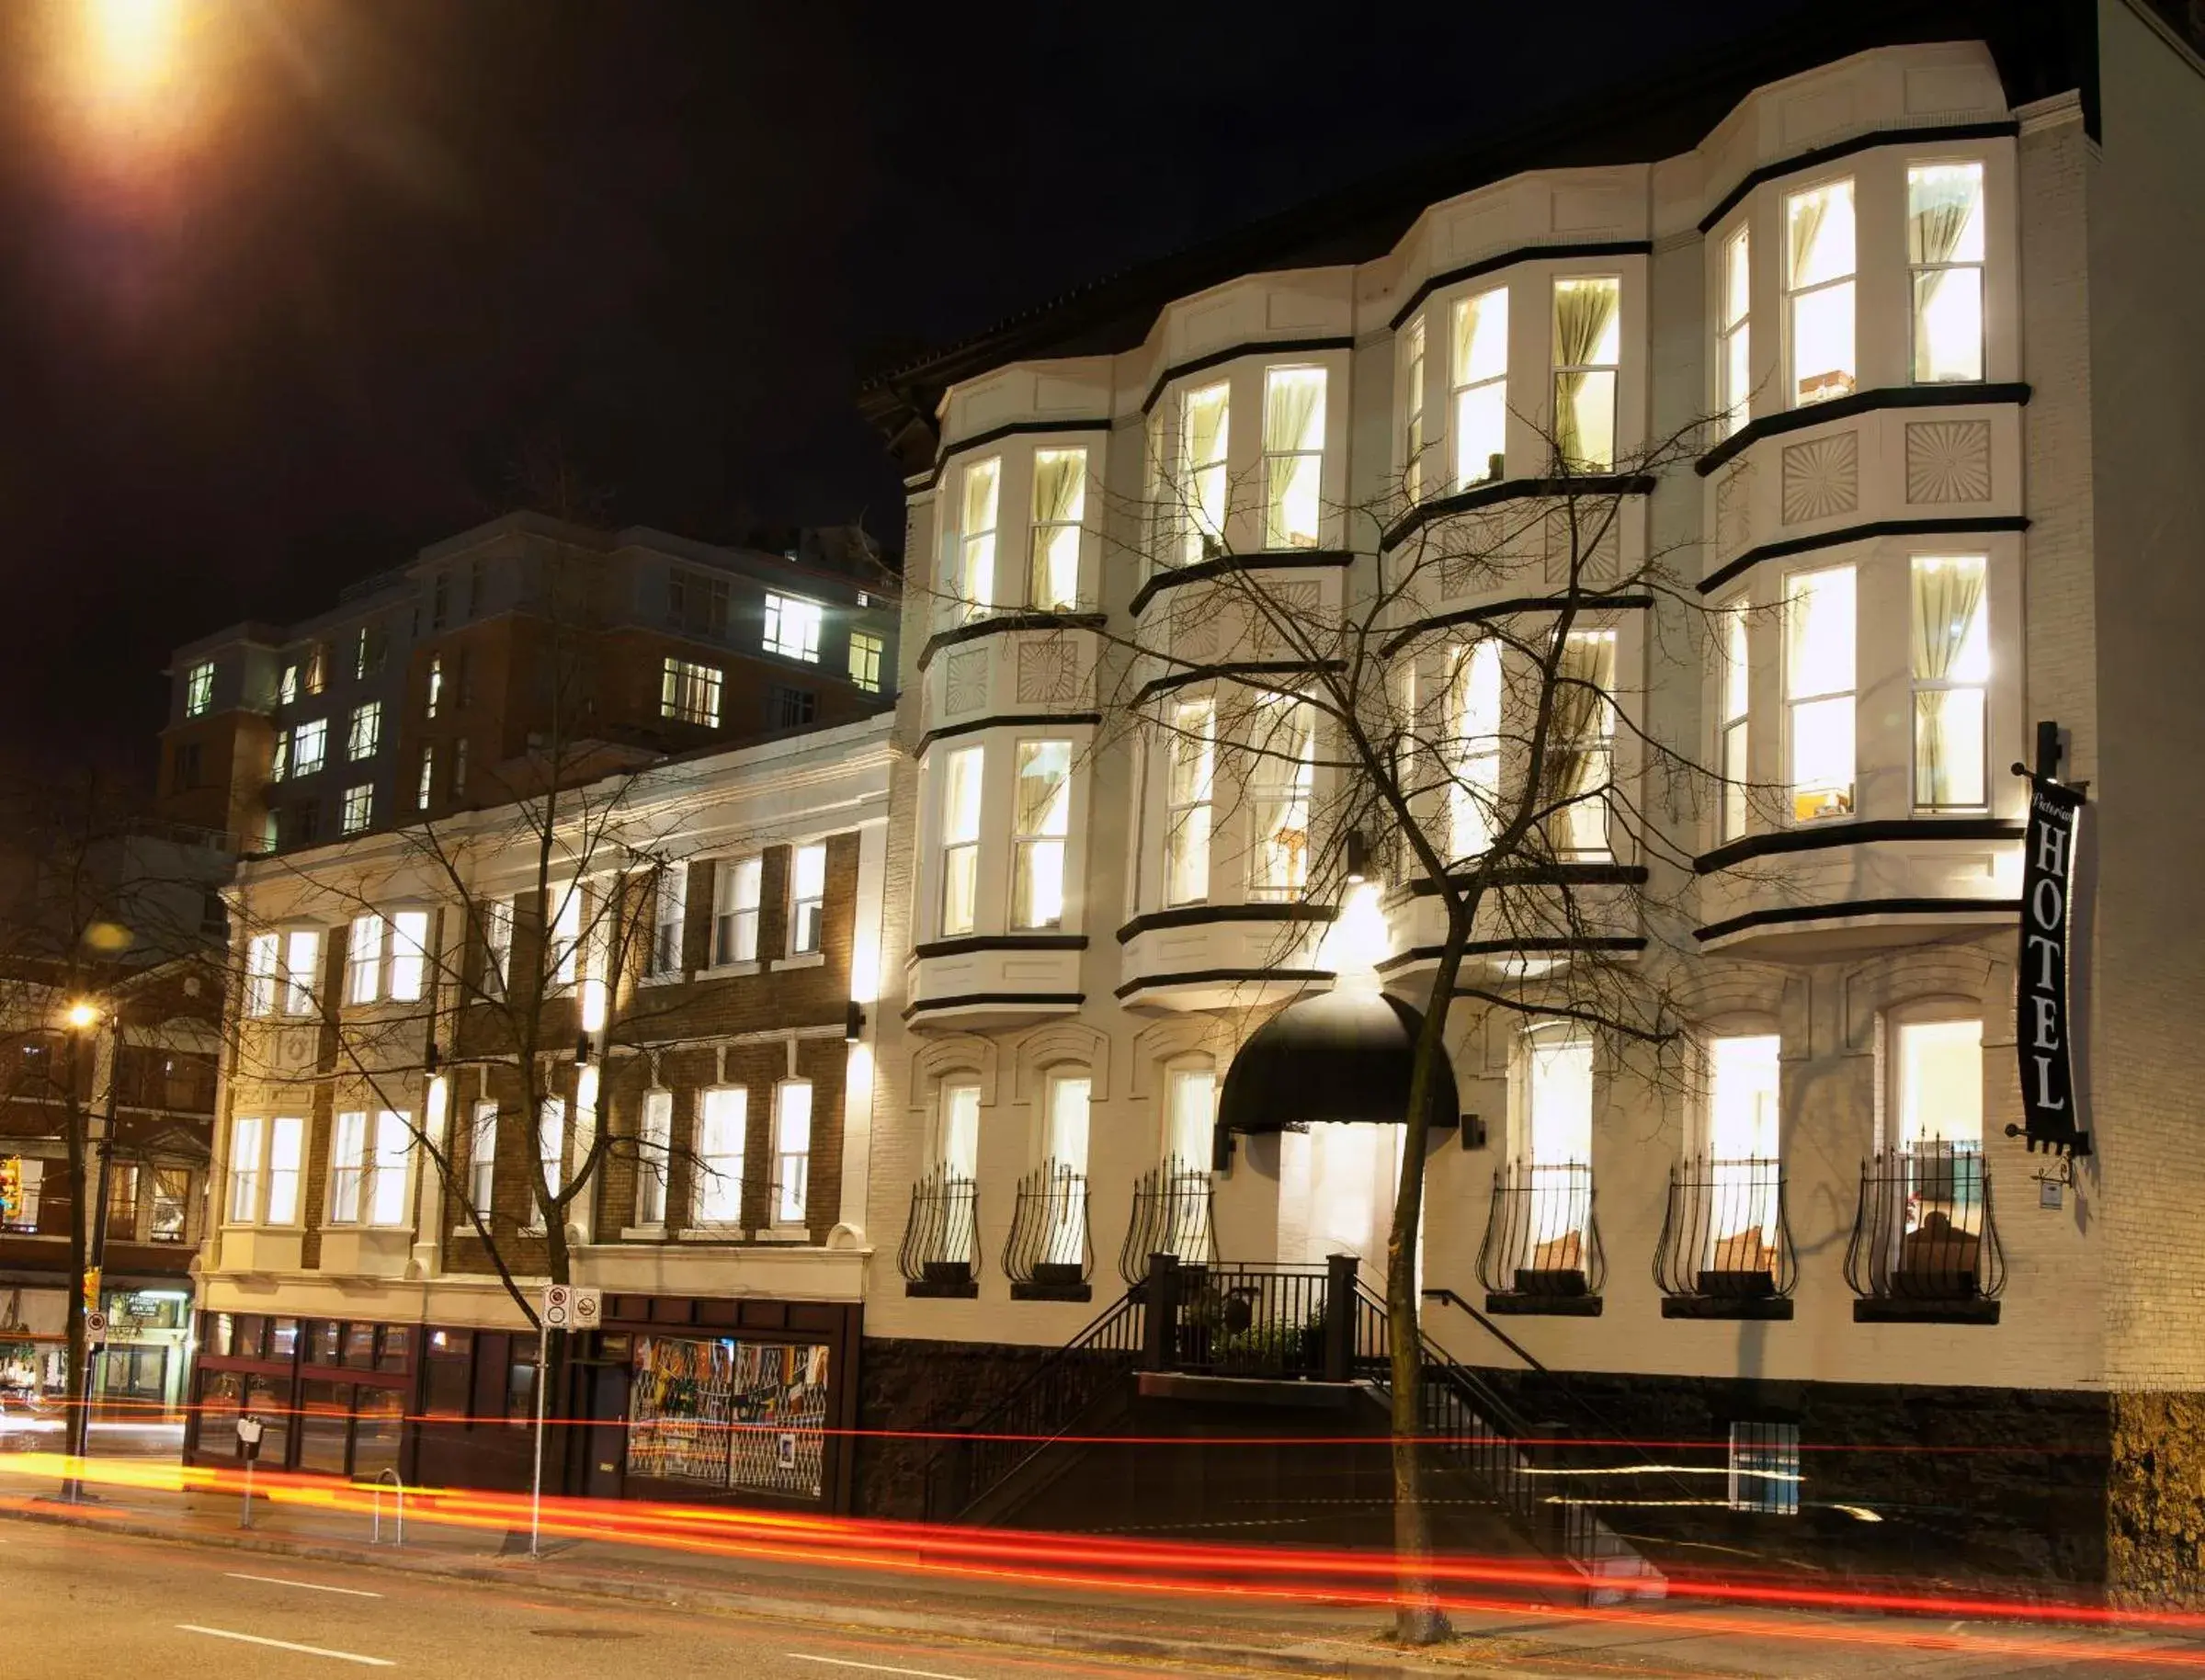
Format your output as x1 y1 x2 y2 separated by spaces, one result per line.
1218 988 1460 1138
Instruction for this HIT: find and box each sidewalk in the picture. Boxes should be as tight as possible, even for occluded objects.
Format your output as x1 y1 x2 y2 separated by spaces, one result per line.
4 1467 2202 1678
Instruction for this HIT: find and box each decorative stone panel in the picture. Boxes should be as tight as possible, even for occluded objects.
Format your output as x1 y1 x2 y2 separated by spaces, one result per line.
1905 420 1993 504
1015 640 1084 705
943 649 989 715
1248 583 1321 655
1780 432 1859 524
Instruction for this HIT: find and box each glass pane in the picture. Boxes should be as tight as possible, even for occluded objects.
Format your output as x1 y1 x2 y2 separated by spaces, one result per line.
1014 742 1072 837
1786 567 1855 699
1723 324 1751 432
1709 1036 1781 1161
298 1379 349 1474
1790 280 1856 403
1263 368 1326 454
941 747 983 845
1013 838 1065 928
1528 1039 1594 1164
1908 163 1985 265
1166 702 1213 805
1786 180 1855 287
1165 805 1210 906
1165 1069 1214 1164
1266 450 1324 549
1913 267 1983 382
960 458 999 536
245 1374 290 1467
351 1387 403 1481
1897 1018 1983 1147
1045 1076 1091 1170
941 844 979 936
1915 688 1987 808
1453 381 1506 487
1452 288 1507 383
1722 228 1751 329
1556 369 1616 471
941 1084 981 1178
1790 696 1855 819
345 1323 377 1368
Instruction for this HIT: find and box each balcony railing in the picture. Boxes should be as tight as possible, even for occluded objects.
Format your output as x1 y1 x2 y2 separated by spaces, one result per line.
898 1169 979 1298
1653 1155 1797 1313
1116 1155 1215 1287
1477 1162 1606 1310
1845 1141 2005 1315
1145 1257 1337 1380
1004 1161 1092 1300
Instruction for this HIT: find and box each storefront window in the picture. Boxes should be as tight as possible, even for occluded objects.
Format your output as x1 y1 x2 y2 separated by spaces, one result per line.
378 1325 411 1373
298 1379 349 1474
353 1387 403 1479
345 1323 378 1368
424 1331 472 1417
626 1335 830 1499
267 1319 299 1359
309 1321 342 1365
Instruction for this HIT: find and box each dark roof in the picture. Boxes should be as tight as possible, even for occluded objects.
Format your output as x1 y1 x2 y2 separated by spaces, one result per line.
855 0 2094 476
1219 988 1461 1137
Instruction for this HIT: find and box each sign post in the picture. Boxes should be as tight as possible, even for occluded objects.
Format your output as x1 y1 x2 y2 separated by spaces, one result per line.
532 1285 600 1559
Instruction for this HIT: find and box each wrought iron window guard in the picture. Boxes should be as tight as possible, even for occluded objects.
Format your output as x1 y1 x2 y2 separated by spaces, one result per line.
1004 1161 1092 1299
1116 1154 1216 1287
898 1168 979 1297
1844 1141 2005 1312
1654 1154 1797 1314
1476 1161 1606 1310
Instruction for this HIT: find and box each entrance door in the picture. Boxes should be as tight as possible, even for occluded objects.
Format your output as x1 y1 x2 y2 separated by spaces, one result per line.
584 1357 629 1501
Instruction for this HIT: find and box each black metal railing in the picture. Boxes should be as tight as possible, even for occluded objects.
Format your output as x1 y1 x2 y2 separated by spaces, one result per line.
1116 1155 1215 1286
1144 1256 1341 1379
1653 1155 1797 1301
1003 1161 1092 1293
920 1288 1146 1521
1476 1162 1606 1300
898 1169 979 1293
1844 1141 2005 1301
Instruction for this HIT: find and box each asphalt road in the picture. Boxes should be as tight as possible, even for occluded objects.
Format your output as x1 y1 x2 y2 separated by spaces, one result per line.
0 1522 1234 1679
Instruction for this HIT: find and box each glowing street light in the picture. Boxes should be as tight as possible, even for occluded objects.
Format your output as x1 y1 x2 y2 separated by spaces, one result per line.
64 1001 101 1031
86 0 183 102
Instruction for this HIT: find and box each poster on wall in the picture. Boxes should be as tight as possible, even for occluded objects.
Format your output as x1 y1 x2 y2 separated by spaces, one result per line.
2016 773 2089 1156
626 1334 831 1498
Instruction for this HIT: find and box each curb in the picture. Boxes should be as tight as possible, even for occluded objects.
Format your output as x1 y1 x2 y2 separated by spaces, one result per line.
0 1503 1472 1679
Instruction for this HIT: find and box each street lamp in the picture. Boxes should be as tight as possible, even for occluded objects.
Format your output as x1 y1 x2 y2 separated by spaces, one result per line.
60 1001 120 1495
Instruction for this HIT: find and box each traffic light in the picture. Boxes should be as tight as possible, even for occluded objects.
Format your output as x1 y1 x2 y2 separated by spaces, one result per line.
82 1266 101 1317
0 1157 18 1223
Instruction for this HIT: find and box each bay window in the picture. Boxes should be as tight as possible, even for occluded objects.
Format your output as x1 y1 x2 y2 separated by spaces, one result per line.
1909 163 1985 384
1262 367 1326 550
347 914 384 1004
1551 630 1617 859
1247 698 1314 902
1784 564 1855 822
1719 227 1751 436
692 1086 747 1226
1179 382 1230 564
1401 315 1427 502
1447 641 1502 858
537 1096 566 1200
1720 600 1750 842
635 1090 671 1226
266 1116 304 1224
1912 556 1989 811
938 745 984 936
789 841 827 955
548 883 582 987
1552 278 1621 471
1450 287 1508 488
1524 1032 1594 1271
328 1109 410 1226
649 866 686 976
773 1080 813 1228
245 932 280 1017
1706 1033 1781 1274
1028 448 1086 609
228 1115 264 1222
282 928 321 1015
954 458 1000 616
713 857 762 965
1164 698 1215 906
1785 178 1856 404
468 1099 497 1214
1012 740 1073 929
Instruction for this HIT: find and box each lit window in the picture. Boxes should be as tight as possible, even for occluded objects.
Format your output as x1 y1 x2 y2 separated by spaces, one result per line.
1729 1422 1801 1515
1040 1073 1091 1267
1552 277 1621 471
713 857 762 965
228 1115 264 1222
954 458 1000 616
185 661 215 718
1045 1071 1091 1175
1447 641 1502 858
1720 600 1750 842
1784 565 1855 821
1401 316 1427 502
695 1086 747 1225
1909 163 1985 384
352 702 383 760
1707 1034 1781 1275
1012 741 1073 929
356 624 385 679
1552 630 1616 859
635 1091 671 1226
763 593 824 663
1912 556 1989 811
388 909 429 1002
1 1157 42 1233
660 657 723 726
1247 698 1314 902
537 1096 566 1201
304 643 327 694
369 1110 411 1225
848 630 884 694
773 1080 813 1227
150 1167 188 1243
1164 698 1215 906
1029 448 1086 608
1719 227 1752 436
282 929 321 1016
269 733 290 783
426 655 443 720
1890 1013 1987 1285
1179 382 1230 565
279 663 300 706
1895 1016 1983 1152
1450 287 1509 488
939 745 984 936
266 1115 303 1224
417 745 435 812
1785 179 1856 404
548 883 582 987
649 866 686 976
340 783 373 834
245 933 280 1018
468 1100 497 1214
940 1081 981 1181
1525 1033 1594 1268
347 914 385 1005
1165 1063 1214 1168
482 897 513 994
1262 367 1327 550
789 841 827 955
330 1110 367 1221
292 719 327 778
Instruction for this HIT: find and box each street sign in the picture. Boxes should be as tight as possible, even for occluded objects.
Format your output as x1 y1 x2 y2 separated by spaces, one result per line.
540 1284 601 1330
83 1311 108 1341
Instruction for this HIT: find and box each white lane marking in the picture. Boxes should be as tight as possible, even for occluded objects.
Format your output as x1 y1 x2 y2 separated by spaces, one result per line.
225 1571 384 1598
176 1625 394 1666
785 1656 973 1680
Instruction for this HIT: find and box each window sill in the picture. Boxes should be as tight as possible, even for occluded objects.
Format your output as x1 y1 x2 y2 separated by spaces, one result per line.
755 1227 812 1245
619 1224 668 1241
677 1225 748 1243
702 960 763 981
777 951 826 971
638 971 688 988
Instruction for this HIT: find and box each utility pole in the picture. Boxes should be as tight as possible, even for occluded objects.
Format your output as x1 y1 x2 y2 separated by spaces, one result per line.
62 1003 119 1497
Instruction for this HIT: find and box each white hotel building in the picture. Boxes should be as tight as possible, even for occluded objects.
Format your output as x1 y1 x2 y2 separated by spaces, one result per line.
853 1 2205 1595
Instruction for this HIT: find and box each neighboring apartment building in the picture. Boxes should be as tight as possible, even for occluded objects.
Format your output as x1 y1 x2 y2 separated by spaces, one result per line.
183 715 892 1506
155 513 899 856
852 0 2205 1594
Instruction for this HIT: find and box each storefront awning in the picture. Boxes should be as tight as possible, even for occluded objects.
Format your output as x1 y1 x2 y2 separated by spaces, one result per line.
1218 989 1460 1138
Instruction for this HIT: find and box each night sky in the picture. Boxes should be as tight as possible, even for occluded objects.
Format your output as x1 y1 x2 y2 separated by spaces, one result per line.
0 0 1808 778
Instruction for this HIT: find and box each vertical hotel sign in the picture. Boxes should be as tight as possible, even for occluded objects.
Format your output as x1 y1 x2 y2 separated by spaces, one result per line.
2017 774 2088 1154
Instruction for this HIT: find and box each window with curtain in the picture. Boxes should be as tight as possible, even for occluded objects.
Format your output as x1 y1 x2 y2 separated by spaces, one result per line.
267 1116 304 1224
1165 1063 1214 1167
1247 697 1315 902
283 928 321 1015
1044 1072 1090 1175
1040 1072 1091 1267
1179 383 1230 564
1401 316 1427 502
347 914 385 1005
789 841 827 955
468 1100 498 1214
1909 163 1985 383
1164 697 1215 906
1012 740 1073 929
694 1087 746 1225
330 1110 367 1222
1911 555 1989 811
956 458 1000 617
1706 1033 1780 1273
1448 641 1503 858
1892 1014 1985 1220
229 1114 265 1222
713 857 762 964
538 1096 566 1201
1785 179 1856 404
1262 367 1326 550
939 745 985 936
1719 228 1751 436
369 1110 410 1225
1721 600 1751 842
1551 278 1621 471
1546 630 1618 859
660 657 723 726
649 867 686 976
773 1081 813 1227
635 1090 671 1226
1450 287 1509 487
1784 565 1855 821
1524 1033 1594 1270
939 1081 981 1179
1028 448 1086 609
388 910 429 1002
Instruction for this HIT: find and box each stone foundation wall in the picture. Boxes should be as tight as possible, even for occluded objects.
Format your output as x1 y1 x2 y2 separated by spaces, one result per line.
854 1335 1057 1518
2108 1391 2205 1606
